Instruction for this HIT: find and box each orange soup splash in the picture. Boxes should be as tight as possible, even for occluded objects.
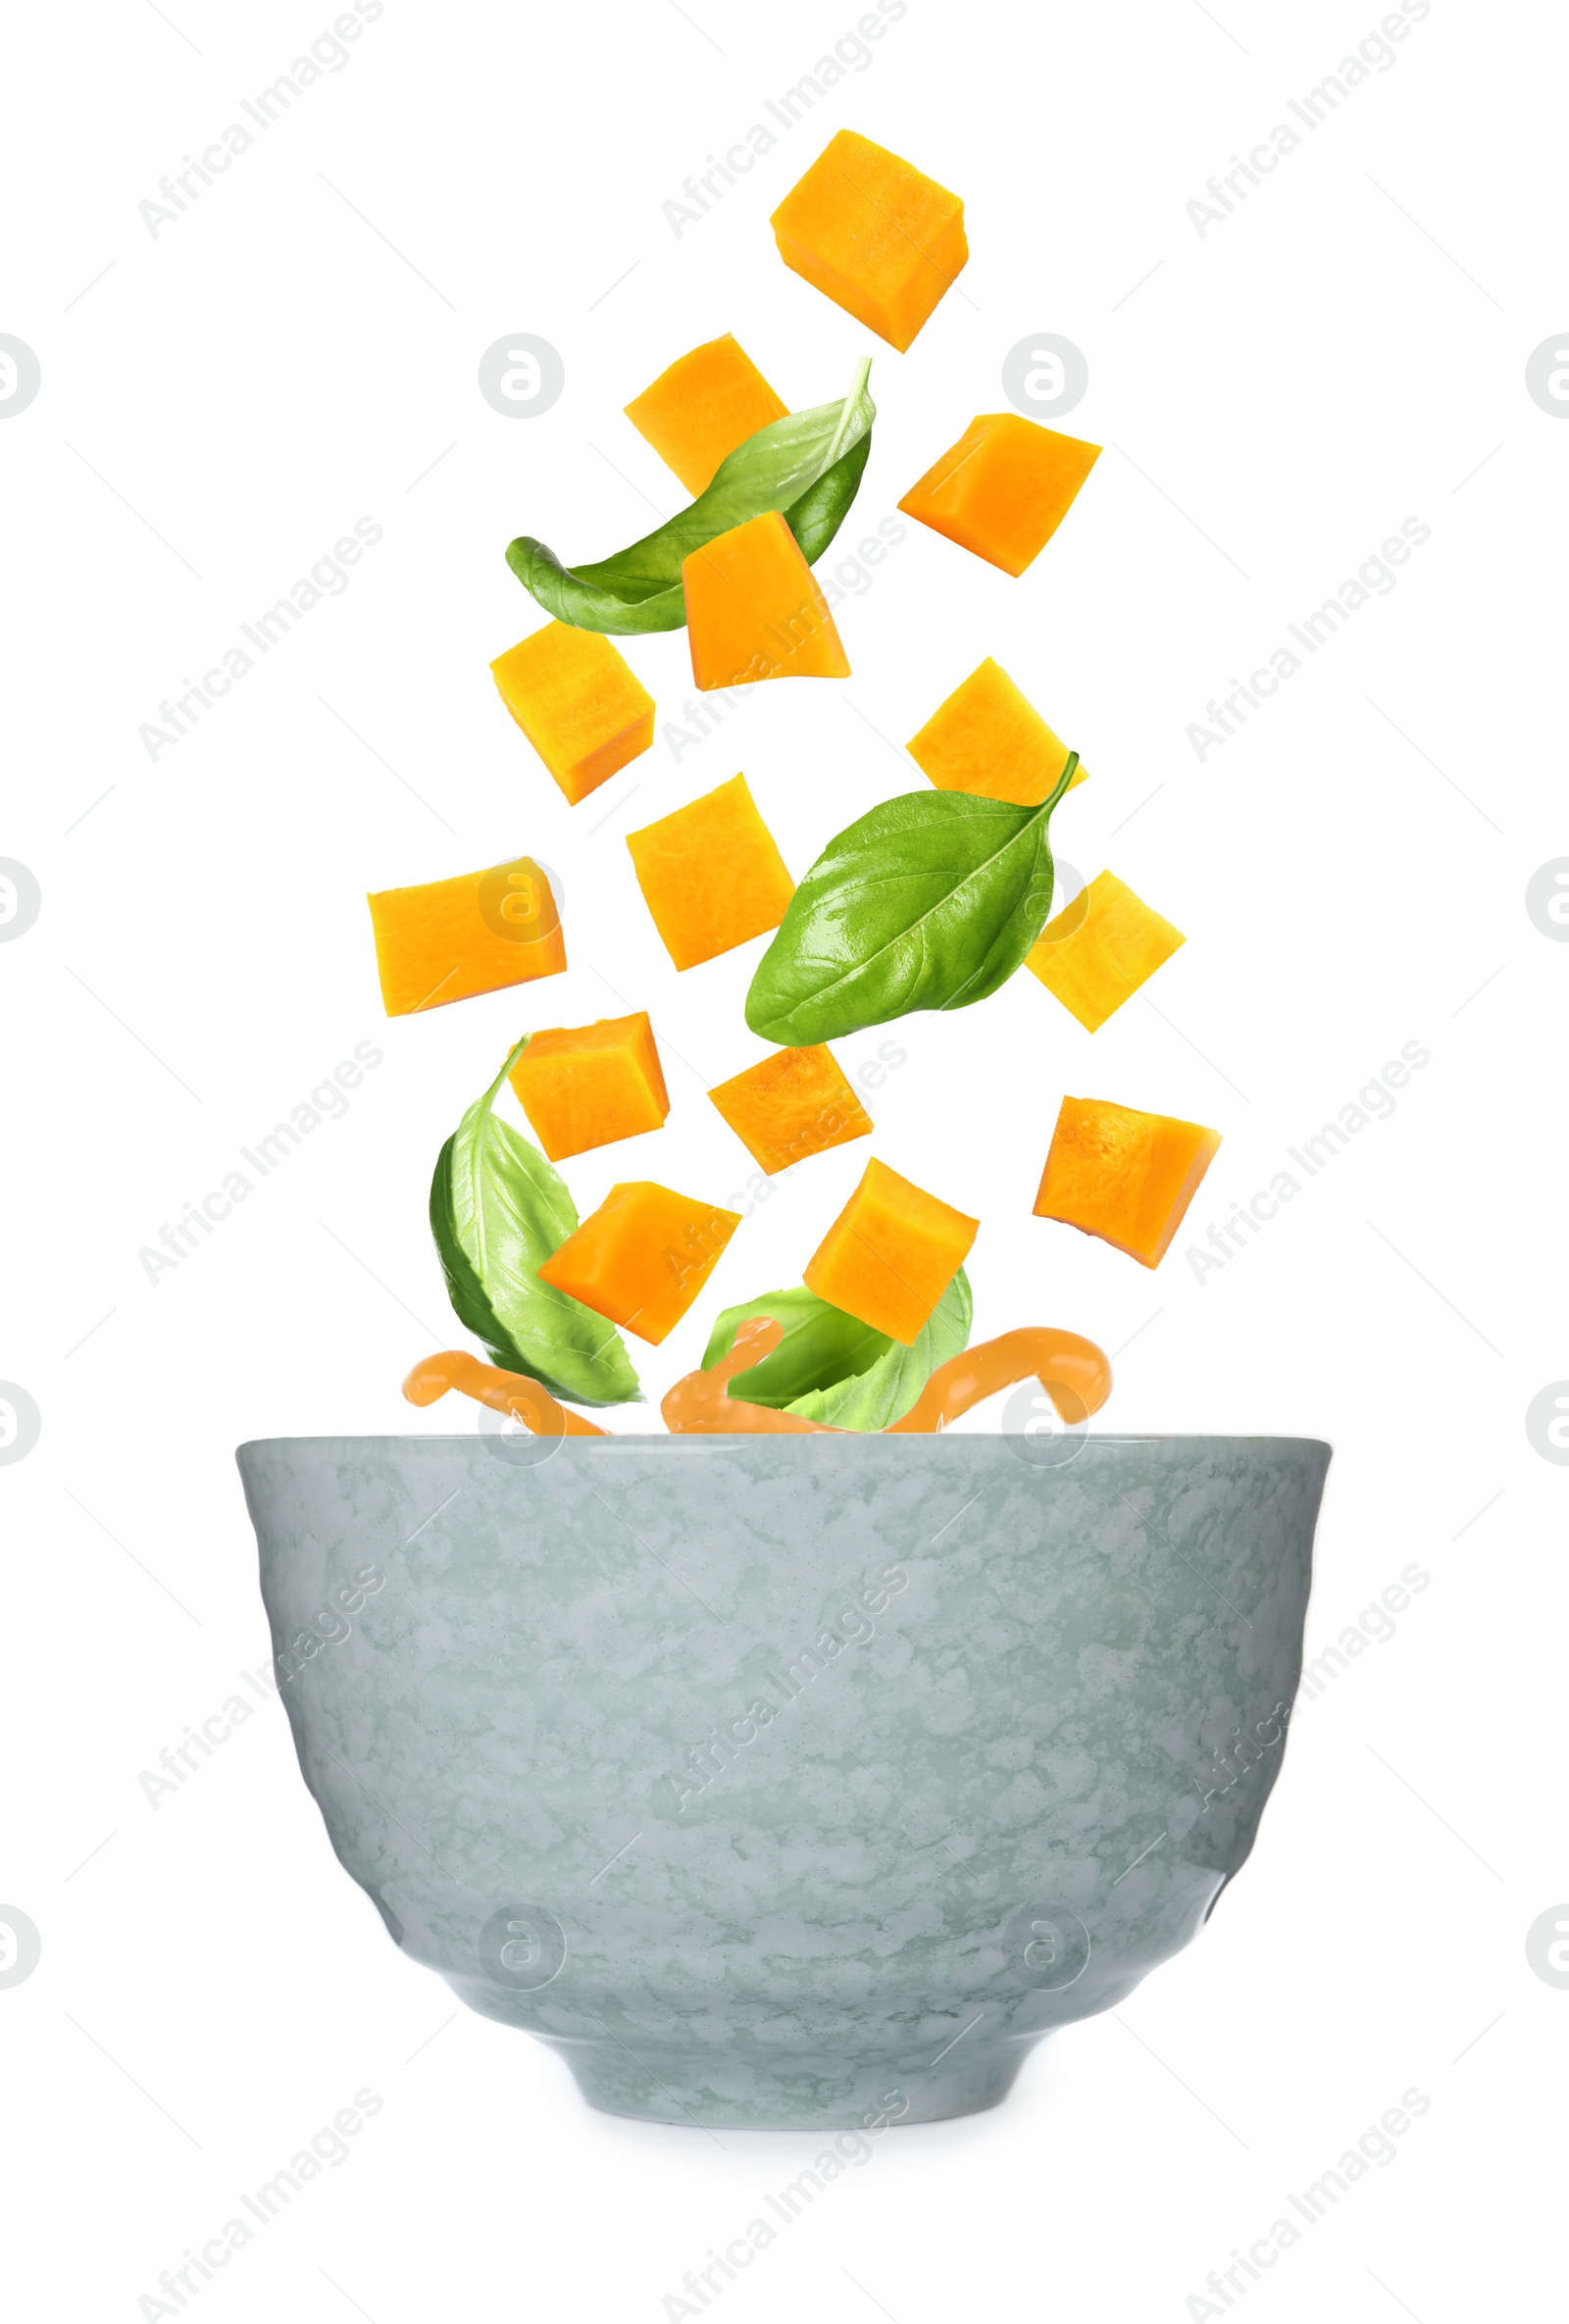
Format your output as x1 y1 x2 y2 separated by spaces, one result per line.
403 1324 1111 1440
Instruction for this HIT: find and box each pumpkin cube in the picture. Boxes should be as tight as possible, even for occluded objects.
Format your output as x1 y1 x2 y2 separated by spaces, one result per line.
1026 871 1185 1032
803 1157 978 1346
683 510 849 691
770 128 968 353
624 334 788 498
509 1012 670 1162
627 775 795 970
908 658 1089 808
899 414 1101 578
490 622 655 805
1035 1096 1222 1269
537 1182 741 1345
709 1044 872 1176
368 855 565 1016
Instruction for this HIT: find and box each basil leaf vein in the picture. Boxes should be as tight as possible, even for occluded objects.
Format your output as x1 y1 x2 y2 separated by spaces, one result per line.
505 361 875 635
745 762 1077 1045
700 1271 971 1433
430 1042 640 1407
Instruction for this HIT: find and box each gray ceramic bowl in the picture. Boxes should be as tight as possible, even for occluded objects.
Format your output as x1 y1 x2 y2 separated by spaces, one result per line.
236 1432 1329 2130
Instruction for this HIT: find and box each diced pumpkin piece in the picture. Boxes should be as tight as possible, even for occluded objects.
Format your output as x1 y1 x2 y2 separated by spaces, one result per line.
624 334 788 498
368 855 565 1016
537 1182 740 1345
683 510 849 691
627 774 795 970
899 414 1101 578
709 1044 872 1176
509 1012 670 1162
908 658 1089 807
770 128 968 353
803 1157 978 1346
1025 871 1185 1032
490 622 654 805
1035 1096 1222 1269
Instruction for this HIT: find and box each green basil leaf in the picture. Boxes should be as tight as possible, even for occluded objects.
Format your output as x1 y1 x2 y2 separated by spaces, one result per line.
700 1270 971 1433
505 360 875 635
701 1286 887 1407
745 763 1077 1046
429 1043 640 1407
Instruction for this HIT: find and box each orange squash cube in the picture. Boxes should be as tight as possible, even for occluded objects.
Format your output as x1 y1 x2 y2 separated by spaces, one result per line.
536 1182 741 1345
624 334 788 498
1035 1096 1222 1269
908 659 1089 807
368 855 565 1016
899 414 1101 578
1026 871 1185 1032
509 1013 670 1162
490 622 655 805
627 775 795 971
708 1045 872 1176
683 510 849 691
803 1157 978 1346
770 128 968 353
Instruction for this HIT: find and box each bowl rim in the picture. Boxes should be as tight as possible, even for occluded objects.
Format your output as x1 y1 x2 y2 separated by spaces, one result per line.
237 1431 1335 1456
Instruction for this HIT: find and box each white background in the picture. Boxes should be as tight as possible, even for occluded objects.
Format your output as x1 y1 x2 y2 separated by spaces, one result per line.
2 0 1563 2316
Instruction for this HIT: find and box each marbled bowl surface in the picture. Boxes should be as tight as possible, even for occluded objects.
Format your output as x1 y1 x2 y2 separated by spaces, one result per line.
237 1433 1330 2128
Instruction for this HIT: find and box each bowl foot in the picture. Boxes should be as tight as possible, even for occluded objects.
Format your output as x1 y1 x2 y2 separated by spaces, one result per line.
540 2032 1038 2131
